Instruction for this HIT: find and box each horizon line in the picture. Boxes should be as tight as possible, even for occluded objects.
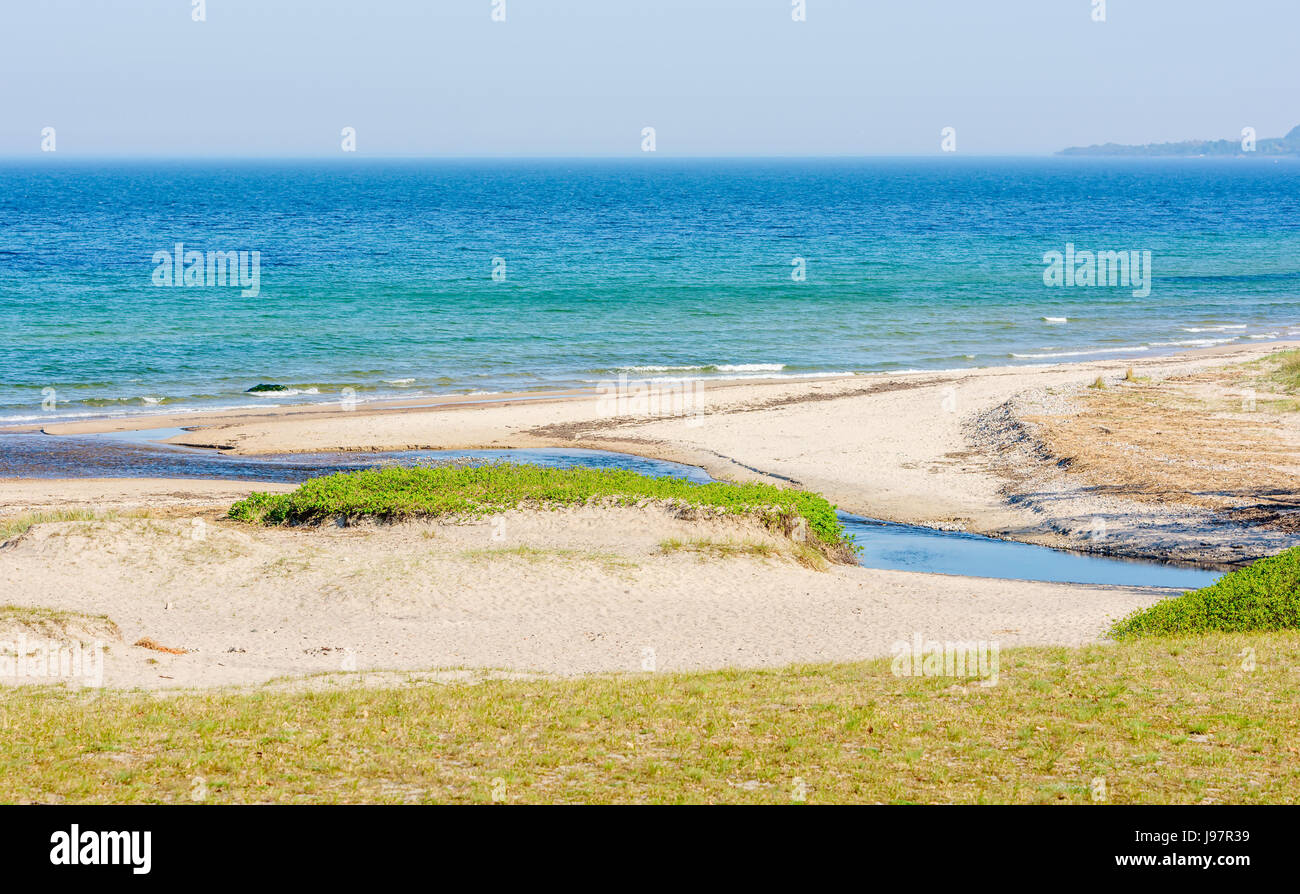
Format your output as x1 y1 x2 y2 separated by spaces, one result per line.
3 152 1277 163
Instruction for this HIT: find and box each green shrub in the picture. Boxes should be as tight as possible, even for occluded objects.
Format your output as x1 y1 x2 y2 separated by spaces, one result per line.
229 463 854 556
1111 547 1300 638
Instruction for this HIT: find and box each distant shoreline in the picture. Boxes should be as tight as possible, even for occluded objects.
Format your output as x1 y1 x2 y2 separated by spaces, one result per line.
1060 124 1300 157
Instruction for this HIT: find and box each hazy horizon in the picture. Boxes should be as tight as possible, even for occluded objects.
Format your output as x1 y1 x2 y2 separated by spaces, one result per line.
3 0 1298 158
8 154 1300 163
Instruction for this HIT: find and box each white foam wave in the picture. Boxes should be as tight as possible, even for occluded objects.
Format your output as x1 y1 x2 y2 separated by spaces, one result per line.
884 366 996 375
1146 338 1236 348
587 371 851 384
617 365 707 373
1010 346 1150 360
615 363 788 374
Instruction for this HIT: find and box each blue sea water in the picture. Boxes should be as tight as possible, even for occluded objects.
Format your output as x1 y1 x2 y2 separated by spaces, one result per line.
2 158 1298 423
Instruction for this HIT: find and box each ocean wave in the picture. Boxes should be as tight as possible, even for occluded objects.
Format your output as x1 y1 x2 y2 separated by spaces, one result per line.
1182 325 1247 333
1042 316 1068 323
0 411 107 424
614 365 706 373
1146 338 1236 348
382 378 416 385
613 363 788 374
714 363 787 372
1010 346 1150 360
71 395 184 408
0 405 215 424
884 366 1000 375
584 371 851 384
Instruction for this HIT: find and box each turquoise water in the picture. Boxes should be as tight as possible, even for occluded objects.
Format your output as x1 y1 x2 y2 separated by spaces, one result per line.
2 158 1299 423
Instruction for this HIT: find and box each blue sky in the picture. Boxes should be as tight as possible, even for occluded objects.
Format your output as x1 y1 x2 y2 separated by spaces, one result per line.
2 0 1297 157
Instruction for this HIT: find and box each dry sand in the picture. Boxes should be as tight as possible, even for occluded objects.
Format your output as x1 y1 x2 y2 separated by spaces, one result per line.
0 477 293 517
1 506 1169 690
3 341 1297 689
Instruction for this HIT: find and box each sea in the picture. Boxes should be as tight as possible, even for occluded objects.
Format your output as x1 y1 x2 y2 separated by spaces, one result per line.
2 157 1298 424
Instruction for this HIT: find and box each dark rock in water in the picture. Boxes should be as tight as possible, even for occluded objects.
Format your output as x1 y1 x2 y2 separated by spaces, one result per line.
246 384 289 393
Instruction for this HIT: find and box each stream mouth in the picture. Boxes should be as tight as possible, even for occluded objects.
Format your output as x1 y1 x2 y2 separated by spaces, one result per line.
1 428 1220 590
838 515 1217 589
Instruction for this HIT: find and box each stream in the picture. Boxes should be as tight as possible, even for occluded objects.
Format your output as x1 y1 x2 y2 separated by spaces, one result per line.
0 428 1221 589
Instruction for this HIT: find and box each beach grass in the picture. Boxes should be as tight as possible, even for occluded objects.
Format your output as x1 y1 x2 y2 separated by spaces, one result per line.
0 510 119 544
1234 347 1300 405
1111 547 1300 639
2 631 1296 804
1266 348 1300 393
657 536 829 570
458 545 640 574
228 463 853 557
0 605 119 635
659 537 776 559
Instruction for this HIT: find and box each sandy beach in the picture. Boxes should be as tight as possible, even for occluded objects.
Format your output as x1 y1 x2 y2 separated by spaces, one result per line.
12 0 1300 820
30 338 1300 555
1 505 1169 690
4 341 1298 689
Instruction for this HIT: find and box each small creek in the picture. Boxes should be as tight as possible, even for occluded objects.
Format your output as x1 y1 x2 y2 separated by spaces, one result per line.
0 428 1220 589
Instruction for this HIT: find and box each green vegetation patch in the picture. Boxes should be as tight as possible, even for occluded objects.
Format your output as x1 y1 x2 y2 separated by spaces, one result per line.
1266 349 1300 394
1111 546 1300 639
3 632 1298 803
659 537 777 560
0 510 149 545
229 463 853 555
658 536 829 571
0 605 121 642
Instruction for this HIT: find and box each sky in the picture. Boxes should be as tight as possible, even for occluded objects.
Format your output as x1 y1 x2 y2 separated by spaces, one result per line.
1 0 1298 157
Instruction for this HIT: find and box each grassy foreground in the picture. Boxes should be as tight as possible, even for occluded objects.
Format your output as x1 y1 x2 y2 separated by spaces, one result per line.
2 632 1297 804
1113 547 1300 639
228 463 853 555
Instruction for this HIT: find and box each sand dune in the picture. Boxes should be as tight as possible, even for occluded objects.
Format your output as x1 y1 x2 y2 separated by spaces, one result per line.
0 506 1169 689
